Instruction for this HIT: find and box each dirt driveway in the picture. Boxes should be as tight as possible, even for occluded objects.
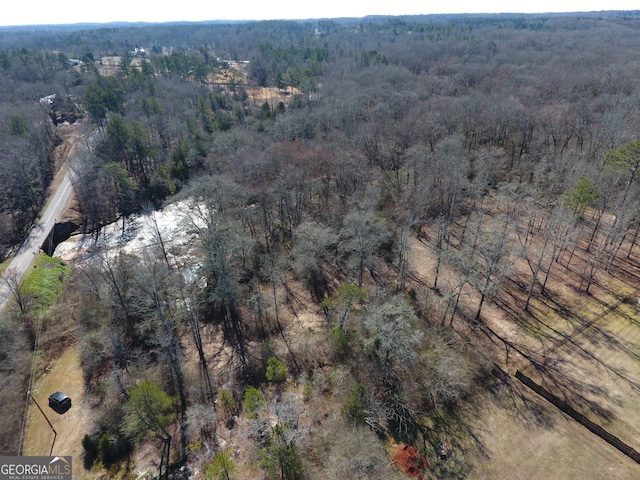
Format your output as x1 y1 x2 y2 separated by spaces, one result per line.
23 347 89 478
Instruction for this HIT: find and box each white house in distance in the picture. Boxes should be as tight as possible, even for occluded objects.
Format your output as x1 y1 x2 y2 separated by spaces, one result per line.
132 47 147 57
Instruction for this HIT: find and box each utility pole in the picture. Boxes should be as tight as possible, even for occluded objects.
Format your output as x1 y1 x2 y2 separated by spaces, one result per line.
27 391 57 456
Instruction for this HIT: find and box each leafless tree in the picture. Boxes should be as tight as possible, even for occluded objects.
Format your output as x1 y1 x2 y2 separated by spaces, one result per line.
1 268 29 315
469 213 517 323
363 295 422 372
523 206 566 311
181 176 250 372
291 221 337 301
134 250 188 454
338 210 391 287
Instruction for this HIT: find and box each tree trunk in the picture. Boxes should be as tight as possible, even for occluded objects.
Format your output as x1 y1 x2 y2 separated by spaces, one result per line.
587 206 605 253
525 226 551 311
474 292 486 323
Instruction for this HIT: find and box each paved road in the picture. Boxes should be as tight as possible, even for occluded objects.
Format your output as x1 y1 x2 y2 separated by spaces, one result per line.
0 153 77 314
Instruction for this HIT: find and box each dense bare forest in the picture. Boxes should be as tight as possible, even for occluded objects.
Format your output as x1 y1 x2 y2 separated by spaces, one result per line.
4 11 640 479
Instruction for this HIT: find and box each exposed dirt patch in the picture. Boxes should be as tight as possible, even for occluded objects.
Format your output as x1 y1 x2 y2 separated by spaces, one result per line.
96 57 147 76
391 442 429 478
245 86 301 107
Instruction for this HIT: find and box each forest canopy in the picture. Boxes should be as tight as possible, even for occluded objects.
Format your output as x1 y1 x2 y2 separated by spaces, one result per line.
4 11 640 479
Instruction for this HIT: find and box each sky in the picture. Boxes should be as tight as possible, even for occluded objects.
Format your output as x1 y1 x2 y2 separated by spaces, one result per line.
2 0 639 27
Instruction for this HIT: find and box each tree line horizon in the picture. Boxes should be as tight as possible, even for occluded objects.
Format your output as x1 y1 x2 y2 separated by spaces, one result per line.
3 12 640 478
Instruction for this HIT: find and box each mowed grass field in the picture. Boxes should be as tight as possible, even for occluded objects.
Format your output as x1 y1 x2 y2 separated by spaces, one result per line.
465 300 640 479
409 229 640 479
514 252 640 446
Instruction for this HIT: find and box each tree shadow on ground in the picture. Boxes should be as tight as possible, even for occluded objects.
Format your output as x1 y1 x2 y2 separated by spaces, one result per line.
484 364 556 430
418 406 482 480
415 364 560 479
523 307 640 397
487 278 640 412
478 323 619 423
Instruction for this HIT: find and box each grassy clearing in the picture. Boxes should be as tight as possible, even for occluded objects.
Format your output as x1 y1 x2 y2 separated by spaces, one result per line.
464 377 640 480
0 257 11 275
407 206 640 478
21 254 69 310
469 262 640 478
